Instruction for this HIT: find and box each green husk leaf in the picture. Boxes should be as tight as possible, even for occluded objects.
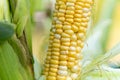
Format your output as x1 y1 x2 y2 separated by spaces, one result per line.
0 0 11 21
0 22 14 42
0 42 33 80
85 66 120 80
11 0 30 37
81 43 120 79
83 19 111 61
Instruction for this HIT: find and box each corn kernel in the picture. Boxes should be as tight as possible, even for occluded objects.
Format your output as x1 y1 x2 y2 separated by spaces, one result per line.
59 61 67 66
47 76 56 80
50 68 58 73
59 55 68 61
50 59 59 65
49 72 57 76
57 75 66 80
64 30 74 35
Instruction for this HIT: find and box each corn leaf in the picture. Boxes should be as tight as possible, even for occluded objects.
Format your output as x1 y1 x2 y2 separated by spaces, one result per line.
81 42 120 79
0 22 14 42
0 42 33 80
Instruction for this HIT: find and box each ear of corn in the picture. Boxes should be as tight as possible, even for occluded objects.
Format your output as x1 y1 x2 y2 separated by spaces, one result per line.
43 0 94 80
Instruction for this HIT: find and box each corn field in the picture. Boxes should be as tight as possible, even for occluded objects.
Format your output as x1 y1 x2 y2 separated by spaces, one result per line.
0 0 120 80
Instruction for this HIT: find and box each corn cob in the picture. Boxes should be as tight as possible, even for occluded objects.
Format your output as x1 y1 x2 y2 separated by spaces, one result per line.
43 0 94 80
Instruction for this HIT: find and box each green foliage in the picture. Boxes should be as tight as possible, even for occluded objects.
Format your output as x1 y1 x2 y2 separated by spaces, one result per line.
0 22 14 42
0 42 33 80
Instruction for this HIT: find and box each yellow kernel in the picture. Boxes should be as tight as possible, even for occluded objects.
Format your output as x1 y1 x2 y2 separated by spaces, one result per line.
74 18 82 22
71 65 80 72
76 2 84 6
76 53 83 59
50 32 54 36
79 26 87 33
49 72 57 76
50 68 58 73
74 14 82 18
66 18 74 23
64 21 71 25
55 24 62 29
81 22 88 27
82 18 89 22
45 64 50 68
76 46 82 53
59 55 68 61
66 2 75 6
59 9 66 13
60 5 66 9
53 12 57 17
86 0 94 4
53 39 60 43
67 6 75 10
66 10 75 15
61 38 70 42
62 42 71 46
68 57 75 62
65 15 74 18
67 0 76 3
50 59 59 65
52 48 60 52
60 50 69 55
62 33 71 38
67 62 75 68
59 66 68 70
50 36 54 39
80 42 84 48
77 40 82 46
56 29 63 34
71 34 77 41
51 55 59 60
60 46 69 50
75 5 82 10
63 25 71 30
44 67 49 71
52 52 60 56
69 46 76 51
64 30 74 35
50 64 59 68
71 25 78 32
55 6 59 10
59 61 67 66
57 75 66 80
74 22 80 26
75 10 83 14
84 3 91 8
59 17 65 22
47 76 56 80
52 43 61 48
77 33 85 39
71 41 77 46
68 51 76 57
58 70 68 76
57 12 65 17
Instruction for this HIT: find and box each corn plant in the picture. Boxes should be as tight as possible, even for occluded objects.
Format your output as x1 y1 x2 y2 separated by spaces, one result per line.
0 0 34 80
